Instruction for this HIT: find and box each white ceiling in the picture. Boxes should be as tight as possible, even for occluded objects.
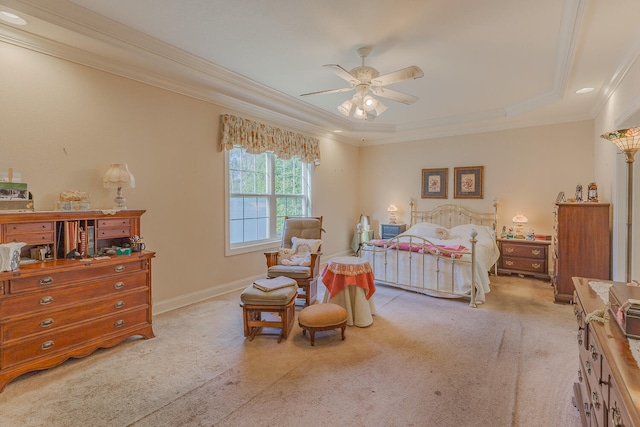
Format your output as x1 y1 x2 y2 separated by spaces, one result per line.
2 0 640 145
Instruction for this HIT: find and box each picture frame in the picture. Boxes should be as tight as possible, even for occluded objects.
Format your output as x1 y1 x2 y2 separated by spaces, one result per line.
421 168 448 199
454 166 484 199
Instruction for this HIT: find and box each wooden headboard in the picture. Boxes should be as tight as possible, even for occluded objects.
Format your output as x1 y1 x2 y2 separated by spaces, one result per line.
409 199 498 231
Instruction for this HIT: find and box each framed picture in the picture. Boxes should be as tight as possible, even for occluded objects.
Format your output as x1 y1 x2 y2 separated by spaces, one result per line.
421 168 448 199
454 166 484 199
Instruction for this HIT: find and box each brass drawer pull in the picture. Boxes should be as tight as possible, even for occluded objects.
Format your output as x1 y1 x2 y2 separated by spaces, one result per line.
114 265 126 273
114 301 125 309
531 263 541 269
505 260 514 266
505 247 514 253
590 344 599 361
39 276 54 285
41 340 54 350
40 318 54 328
531 249 541 255
114 319 125 328
40 296 54 305
114 281 125 290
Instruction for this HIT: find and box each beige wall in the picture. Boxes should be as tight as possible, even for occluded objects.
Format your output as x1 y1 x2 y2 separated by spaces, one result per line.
0 41 359 312
359 121 595 238
593 57 640 282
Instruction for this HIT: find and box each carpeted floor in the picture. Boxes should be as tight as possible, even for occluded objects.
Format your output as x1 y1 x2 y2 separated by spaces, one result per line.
0 275 580 426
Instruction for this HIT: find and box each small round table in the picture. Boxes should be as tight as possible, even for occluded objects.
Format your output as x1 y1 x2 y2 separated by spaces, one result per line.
321 256 376 327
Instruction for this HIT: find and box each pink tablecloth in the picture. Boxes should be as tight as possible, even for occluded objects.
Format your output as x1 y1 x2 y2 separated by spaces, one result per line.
322 256 376 300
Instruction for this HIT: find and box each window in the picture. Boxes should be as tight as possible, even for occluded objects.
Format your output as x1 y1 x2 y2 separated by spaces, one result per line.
226 147 311 255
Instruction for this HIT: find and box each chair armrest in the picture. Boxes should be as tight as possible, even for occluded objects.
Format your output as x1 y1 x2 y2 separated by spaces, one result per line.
264 251 278 268
310 252 321 276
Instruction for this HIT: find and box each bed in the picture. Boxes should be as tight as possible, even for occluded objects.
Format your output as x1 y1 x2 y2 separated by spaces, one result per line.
359 200 499 307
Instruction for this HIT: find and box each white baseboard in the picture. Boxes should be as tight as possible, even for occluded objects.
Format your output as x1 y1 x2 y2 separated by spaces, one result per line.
152 249 354 315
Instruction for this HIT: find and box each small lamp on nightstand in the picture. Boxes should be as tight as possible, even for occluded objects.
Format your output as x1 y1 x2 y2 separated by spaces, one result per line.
387 204 398 224
512 212 528 239
103 163 135 210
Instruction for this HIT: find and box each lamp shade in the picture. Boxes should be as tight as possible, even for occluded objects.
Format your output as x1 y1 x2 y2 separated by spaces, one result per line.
103 164 135 189
387 204 398 213
512 213 528 224
600 127 640 157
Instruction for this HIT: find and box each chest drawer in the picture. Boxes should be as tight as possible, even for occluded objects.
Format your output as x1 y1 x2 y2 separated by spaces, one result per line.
2 288 148 342
97 218 131 238
0 271 148 319
1 308 148 368
8 259 147 293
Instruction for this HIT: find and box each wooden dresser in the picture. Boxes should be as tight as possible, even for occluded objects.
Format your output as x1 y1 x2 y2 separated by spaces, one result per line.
497 238 550 280
553 203 610 303
0 210 154 392
572 277 640 427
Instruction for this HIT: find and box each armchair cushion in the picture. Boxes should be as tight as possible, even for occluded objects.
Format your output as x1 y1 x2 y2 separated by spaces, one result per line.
267 265 312 279
278 248 297 264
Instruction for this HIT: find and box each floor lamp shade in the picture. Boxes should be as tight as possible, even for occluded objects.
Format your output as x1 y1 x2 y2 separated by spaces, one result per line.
601 127 640 282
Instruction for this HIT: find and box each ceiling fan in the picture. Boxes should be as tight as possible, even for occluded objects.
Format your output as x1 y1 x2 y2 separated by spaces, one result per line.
301 47 424 120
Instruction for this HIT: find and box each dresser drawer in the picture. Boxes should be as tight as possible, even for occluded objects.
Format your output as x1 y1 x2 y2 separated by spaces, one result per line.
1 308 149 368
500 257 546 273
2 288 149 342
8 259 147 293
0 271 148 319
608 374 634 427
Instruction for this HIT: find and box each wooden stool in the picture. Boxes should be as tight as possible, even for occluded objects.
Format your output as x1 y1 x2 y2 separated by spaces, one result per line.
298 303 348 346
240 283 297 343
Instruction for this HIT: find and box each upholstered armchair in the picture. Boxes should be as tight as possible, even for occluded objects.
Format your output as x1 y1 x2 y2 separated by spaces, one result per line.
264 216 323 307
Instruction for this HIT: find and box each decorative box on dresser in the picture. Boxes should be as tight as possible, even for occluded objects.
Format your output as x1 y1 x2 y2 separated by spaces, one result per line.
0 210 154 392
572 277 640 427
553 203 610 303
497 238 551 280
380 223 407 239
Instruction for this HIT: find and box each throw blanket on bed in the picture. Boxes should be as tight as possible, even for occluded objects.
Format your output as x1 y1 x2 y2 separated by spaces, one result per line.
367 239 467 257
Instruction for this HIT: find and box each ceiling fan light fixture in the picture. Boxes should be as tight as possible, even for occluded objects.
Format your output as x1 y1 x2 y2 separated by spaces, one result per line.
354 107 366 119
374 101 387 116
362 95 377 112
338 99 353 116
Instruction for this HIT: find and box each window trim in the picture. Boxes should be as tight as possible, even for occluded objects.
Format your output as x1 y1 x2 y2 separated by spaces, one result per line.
224 149 312 256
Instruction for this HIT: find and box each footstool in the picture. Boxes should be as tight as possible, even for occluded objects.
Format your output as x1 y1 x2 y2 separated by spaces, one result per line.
298 303 348 346
240 282 297 343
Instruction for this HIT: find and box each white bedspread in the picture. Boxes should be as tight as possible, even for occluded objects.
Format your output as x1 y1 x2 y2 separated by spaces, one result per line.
361 223 500 302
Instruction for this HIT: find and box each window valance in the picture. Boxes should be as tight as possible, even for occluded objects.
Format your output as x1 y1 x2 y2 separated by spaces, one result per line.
219 114 320 164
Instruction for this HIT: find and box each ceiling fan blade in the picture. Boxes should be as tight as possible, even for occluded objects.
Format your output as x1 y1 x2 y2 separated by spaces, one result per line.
371 87 419 105
372 66 424 87
323 64 359 84
300 87 354 97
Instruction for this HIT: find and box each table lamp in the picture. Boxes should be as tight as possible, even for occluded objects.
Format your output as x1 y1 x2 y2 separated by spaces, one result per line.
512 212 528 239
103 163 135 210
387 204 398 224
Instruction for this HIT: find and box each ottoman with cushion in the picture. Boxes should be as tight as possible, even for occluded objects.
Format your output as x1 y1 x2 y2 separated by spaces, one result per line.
240 278 298 343
298 303 348 346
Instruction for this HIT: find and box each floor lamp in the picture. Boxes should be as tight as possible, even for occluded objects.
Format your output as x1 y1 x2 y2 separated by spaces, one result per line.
601 127 640 283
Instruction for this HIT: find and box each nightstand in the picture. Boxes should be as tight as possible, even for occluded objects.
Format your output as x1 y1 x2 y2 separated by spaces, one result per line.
380 223 407 239
497 238 551 280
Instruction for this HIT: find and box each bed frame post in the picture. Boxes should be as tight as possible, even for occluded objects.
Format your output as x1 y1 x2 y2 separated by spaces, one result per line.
469 229 478 308
493 197 499 276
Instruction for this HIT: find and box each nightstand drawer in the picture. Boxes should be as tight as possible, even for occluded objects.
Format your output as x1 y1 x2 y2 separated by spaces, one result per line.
500 257 546 273
501 242 546 259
